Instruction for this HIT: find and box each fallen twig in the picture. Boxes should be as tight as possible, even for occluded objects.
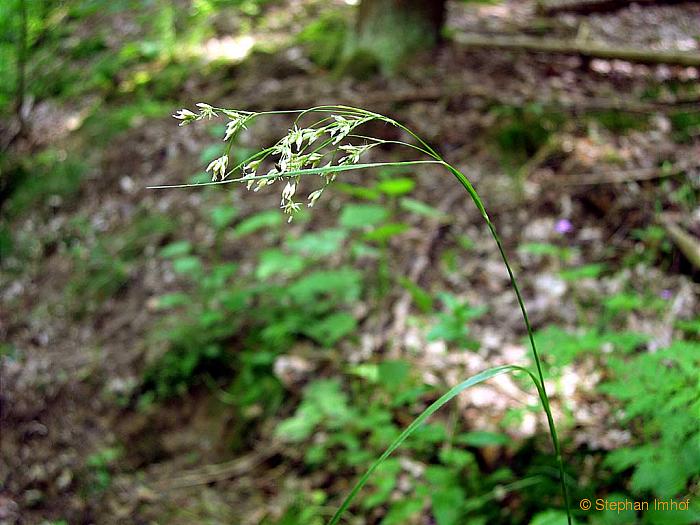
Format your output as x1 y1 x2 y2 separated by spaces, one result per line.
554 163 694 186
354 87 700 116
538 0 699 16
151 447 278 491
453 33 700 67
660 216 700 270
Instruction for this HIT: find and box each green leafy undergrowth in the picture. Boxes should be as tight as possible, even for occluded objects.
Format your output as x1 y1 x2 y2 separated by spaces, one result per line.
533 325 700 524
297 11 349 70
142 169 446 401
587 110 649 134
669 110 700 143
66 211 177 316
142 210 374 399
274 368 534 525
489 105 564 171
1 149 87 220
428 292 487 350
85 446 122 494
0 0 252 108
530 326 648 372
600 341 700 508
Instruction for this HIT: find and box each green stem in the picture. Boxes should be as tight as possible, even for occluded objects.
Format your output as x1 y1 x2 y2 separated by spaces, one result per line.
441 161 572 525
147 160 444 189
326 366 562 525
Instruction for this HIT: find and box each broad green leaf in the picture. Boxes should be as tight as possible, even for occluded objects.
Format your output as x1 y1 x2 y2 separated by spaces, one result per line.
255 249 306 280
604 292 645 312
363 459 401 509
398 277 433 313
519 242 563 257
287 268 362 304
530 326 603 368
199 144 223 164
676 318 700 336
431 486 465 525
456 431 511 447
400 197 446 219
438 448 474 468
287 229 347 256
378 360 410 390
381 498 424 525
456 234 475 250
233 210 282 237
336 182 381 201
411 422 448 444
210 205 238 230
376 177 415 196
631 454 687 498
303 312 357 346
349 363 379 383
559 263 606 281
644 502 700 525
363 223 409 242
276 405 323 442
599 493 637 525
188 173 210 184
339 204 389 229
160 240 191 258
155 292 189 309
172 256 201 274
530 510 575 525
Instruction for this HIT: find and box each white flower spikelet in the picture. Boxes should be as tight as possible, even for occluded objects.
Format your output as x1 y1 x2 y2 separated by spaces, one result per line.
206 155 229 181
281 181 296 204
338 143 376 165
196 103 218 119
174 105 385 222
224 119 245 141
307 188 324 208
328 115 370 145
280 178 301 222
173 108 197 126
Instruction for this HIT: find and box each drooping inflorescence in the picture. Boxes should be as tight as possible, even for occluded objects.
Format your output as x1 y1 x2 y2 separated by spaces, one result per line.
164 102 573 525
172 104 384 222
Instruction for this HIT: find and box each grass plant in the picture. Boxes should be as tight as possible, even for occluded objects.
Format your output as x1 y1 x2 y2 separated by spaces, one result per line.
152 104 573 524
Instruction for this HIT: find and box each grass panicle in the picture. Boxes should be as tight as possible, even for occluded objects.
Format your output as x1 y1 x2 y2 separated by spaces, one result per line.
153 103 573 525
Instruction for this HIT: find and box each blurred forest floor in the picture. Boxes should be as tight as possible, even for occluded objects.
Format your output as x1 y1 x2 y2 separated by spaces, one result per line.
1 0 699 524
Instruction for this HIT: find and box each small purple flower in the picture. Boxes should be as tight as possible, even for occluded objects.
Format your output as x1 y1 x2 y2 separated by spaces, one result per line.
555 219 574 235
660 289 672 300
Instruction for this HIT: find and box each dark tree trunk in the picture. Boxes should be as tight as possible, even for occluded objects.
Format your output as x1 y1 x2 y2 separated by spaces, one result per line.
16 0 28 135
357 0 447 44
351 0 447 72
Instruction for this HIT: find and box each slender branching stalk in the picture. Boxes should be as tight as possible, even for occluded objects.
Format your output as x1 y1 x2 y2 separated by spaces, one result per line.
152 103 573 525
16 0 28 135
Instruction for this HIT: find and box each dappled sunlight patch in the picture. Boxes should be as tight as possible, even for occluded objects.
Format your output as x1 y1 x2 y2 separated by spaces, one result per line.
198 35 256 63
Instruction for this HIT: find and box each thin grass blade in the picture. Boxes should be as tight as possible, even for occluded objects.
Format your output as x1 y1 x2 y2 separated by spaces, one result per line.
327 364 537 525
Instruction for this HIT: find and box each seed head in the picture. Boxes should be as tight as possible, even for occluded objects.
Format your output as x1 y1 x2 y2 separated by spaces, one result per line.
173 108 198 126
196 103 218 119
206 155 229 181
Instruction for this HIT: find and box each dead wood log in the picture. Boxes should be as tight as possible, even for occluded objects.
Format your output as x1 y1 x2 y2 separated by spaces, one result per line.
150 447 278 490
355 86 700 116
554 163 695 186
453 33 700 67
660 216 700 270
539 0 699 16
